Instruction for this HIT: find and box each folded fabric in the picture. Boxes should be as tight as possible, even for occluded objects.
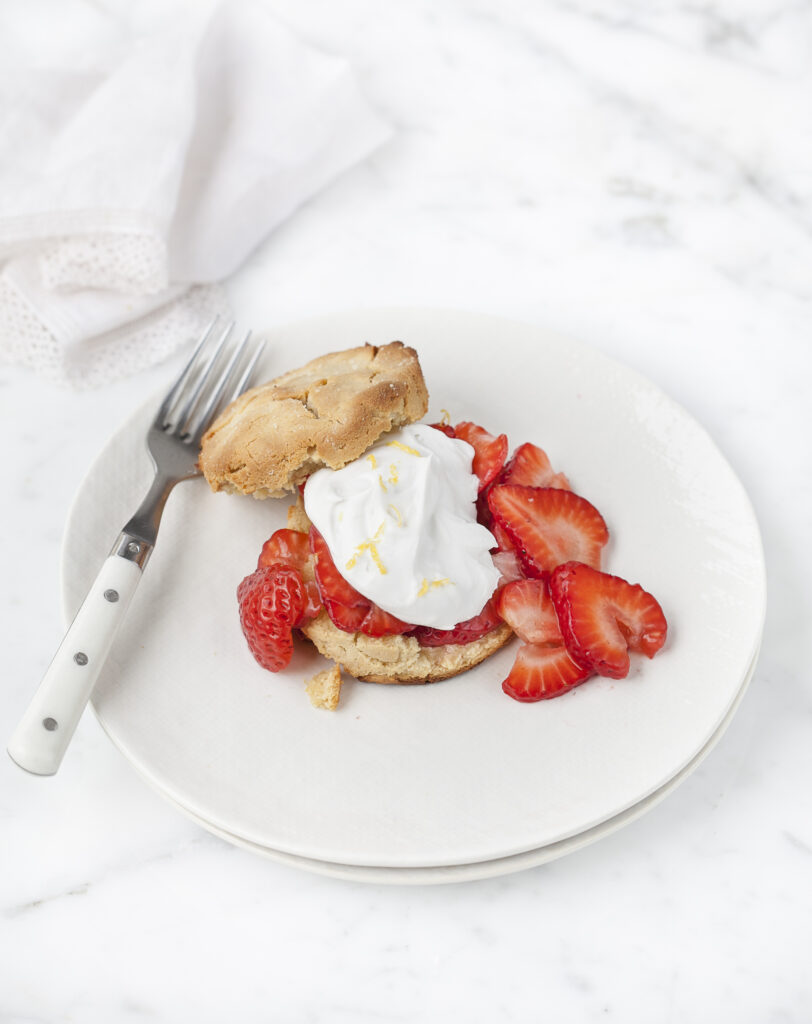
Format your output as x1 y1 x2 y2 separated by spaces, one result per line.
0 0 390 386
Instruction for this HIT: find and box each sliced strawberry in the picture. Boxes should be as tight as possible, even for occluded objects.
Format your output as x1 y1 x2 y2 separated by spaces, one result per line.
309 527 372 632
310 528 367 606
430 422 456 439
302 580 323 622
320 593 370 634
411 595 502 647
258 528 322 623
309 527 412 636
476 490 494 532
491 520 515 554
488 485 608 578
360 604 414 637
481 436 572 526
499 443 571 491
550 561 667 679
492 548 524 586
258 528 311 572
496 579 562 645
502 643 592 702
454 421 509 492
237 565 307 672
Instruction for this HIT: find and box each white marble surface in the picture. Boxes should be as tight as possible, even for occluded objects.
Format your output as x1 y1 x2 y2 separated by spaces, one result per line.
2 0 811 1020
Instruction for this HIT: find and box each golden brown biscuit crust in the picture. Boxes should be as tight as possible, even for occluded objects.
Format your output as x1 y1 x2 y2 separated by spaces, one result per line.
199 341 428 498
300 614 513 685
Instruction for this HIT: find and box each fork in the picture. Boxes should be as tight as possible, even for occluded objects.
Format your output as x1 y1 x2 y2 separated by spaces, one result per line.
7 320 264 776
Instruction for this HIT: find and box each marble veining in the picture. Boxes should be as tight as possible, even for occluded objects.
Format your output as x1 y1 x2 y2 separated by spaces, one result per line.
1 0 810 1021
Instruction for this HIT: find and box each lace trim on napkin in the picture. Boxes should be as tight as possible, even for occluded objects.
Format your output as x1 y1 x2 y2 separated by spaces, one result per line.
39 232 169 294
0 276 229 388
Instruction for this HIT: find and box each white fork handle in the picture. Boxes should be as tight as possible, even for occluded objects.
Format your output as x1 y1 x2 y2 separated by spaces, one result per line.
8 555 143 776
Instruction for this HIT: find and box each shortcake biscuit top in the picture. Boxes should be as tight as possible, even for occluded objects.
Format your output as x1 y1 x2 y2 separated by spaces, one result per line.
199 342 429 498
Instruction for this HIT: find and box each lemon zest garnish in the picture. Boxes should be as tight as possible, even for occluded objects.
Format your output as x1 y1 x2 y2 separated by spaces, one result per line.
388 504 403 527
367 546 387 575
440 409 451 425
388 463 399 485
345 522 387 575
367 453 377 469
417 577 453 597
387 440 422 457
378 475 387 493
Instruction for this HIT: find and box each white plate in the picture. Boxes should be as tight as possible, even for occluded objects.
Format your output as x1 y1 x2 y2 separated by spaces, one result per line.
130 642 759 884
63 308 766 869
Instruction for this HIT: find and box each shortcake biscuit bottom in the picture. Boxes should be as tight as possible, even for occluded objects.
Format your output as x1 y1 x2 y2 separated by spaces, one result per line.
300 613 513 684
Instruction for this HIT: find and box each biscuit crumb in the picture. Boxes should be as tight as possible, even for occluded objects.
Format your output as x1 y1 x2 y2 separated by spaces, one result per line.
305 663 343 710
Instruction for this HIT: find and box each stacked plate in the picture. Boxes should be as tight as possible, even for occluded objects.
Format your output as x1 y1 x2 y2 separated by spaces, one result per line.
63 310 766 884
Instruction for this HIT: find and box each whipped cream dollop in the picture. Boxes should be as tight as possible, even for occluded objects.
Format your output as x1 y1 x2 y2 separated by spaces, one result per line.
303 423 500 629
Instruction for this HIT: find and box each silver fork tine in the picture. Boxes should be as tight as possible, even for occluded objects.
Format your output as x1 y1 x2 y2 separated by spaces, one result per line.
155 317 219 428
186 329 254 442
171 321 235 435
224 338 266 407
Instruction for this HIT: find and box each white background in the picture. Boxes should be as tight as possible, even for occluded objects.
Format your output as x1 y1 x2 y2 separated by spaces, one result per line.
2 0 811 1021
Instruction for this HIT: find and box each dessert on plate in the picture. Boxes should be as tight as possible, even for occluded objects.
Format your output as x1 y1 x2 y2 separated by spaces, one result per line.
200 341 667 708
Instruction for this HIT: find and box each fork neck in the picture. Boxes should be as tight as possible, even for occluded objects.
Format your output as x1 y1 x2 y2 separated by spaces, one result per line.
112 471 176 568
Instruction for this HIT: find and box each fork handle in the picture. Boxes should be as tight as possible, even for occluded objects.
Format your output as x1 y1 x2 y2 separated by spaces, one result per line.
8 552 145 776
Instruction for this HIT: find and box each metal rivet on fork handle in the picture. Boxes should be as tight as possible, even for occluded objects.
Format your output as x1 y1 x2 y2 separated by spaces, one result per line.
73 652 88 666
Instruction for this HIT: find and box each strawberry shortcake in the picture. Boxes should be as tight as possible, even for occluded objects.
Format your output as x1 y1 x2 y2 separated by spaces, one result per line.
200 341 667 707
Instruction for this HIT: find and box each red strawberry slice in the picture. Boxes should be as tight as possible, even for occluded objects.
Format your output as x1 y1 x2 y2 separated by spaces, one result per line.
301 580 324 622
488 485 609 578
309 527 372 633
411 595 502 647
492 548 524 585
237 565 307 672
361 603 416 638
496 579 562 645
309 527 412 636
491 520 515 554
310 528 368 607
499 443 571 491
502 643 592 702
476 490 494 532
257 528 311 573
430 422 456 439
550 561 667 679
454 421 509 492
320 593 370 634
258 528 322 623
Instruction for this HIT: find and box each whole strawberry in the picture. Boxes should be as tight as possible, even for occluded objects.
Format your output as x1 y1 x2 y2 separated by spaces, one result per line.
237 565 306 672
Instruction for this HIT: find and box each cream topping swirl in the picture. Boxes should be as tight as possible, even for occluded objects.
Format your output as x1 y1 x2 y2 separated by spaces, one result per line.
303 424 500 629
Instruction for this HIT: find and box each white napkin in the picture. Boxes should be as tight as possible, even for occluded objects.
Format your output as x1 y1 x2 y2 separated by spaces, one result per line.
0 0 390 387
